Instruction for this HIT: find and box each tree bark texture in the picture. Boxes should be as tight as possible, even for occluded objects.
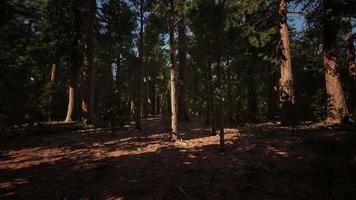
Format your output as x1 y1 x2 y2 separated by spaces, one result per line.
81 0 96 124
178 19 189 121
65 6 81 123
134 0 144 130
169 0 178 141
347 18 356 114
323 0 348 123
278 0 295 124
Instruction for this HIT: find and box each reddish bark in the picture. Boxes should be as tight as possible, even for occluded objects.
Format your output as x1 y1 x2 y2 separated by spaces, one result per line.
323 0 348 123
278 0 295 124
81 0 96 124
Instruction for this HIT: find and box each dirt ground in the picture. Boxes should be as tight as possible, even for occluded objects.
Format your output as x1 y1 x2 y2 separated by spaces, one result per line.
1 117 356 200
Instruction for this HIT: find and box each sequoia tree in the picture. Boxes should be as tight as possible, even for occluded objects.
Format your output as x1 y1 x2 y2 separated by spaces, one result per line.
347 18 355 115
278 0 295 124
323 0 348 123
65 4 81 123
81 0 96 124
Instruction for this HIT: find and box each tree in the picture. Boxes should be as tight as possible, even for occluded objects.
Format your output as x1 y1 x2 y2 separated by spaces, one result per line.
133 0 145 130
65 3 81 122
177 1 189 122
278 0 295 124
346 18 355 116
81 0 96 124
322 0 348 123
169 0 178 141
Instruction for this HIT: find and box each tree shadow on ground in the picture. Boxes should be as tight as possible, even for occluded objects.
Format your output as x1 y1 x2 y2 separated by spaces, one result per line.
1 118 356 200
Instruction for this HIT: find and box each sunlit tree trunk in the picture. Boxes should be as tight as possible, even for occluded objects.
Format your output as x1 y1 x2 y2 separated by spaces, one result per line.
347 18 355 114
65 6 81 123
323 0 348 123
278 0 295 124
178 18 189 121
169 0 178 141
81 0 96 124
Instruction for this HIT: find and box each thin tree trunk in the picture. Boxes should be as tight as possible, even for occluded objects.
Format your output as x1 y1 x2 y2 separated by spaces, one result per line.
208 61 216 135
178 18 189 121
323 0 348 123
143 64 148 118
65 6 81 123
216 59 224 150
267 64 278 120
134 0 144 130
81 0 96 124
49 63 57 121
116 54 121 113
278 0 295 124
169 0 178 141
347 18 356 114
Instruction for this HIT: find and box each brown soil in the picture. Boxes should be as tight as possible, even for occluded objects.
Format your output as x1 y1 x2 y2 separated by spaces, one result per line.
0 117 356 200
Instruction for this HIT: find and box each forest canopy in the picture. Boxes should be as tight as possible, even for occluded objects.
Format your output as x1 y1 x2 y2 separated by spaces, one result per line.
0 0 355 132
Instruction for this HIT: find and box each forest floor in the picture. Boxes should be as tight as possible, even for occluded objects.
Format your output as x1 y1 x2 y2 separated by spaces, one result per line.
0 117 356 200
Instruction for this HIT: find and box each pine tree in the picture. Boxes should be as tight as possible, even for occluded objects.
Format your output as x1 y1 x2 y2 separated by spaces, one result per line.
169 0 178 141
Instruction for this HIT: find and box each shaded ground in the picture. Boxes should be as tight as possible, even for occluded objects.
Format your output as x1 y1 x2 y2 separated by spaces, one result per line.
1 117 356 200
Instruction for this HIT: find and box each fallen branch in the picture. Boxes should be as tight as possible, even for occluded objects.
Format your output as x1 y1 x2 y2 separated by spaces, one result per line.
178 186 192 200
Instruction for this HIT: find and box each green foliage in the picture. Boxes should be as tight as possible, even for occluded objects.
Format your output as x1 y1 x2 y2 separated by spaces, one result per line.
0 0 353 127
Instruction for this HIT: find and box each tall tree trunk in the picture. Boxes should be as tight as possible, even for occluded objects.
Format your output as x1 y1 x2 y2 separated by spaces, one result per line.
278 0 295 125
134 0 144 130
81 0 96 124
216 59 224 150
65 6 81 123
208 61 216 135
169 0 178 141
178 19 189 121
323 0 348 123
347 18 356 115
